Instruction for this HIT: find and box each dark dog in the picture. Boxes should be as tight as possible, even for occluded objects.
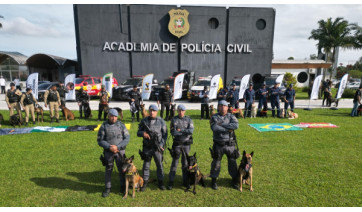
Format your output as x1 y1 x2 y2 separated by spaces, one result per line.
34 104 44 122
112 107 123 120
10 114 22 127
358 105 362 116
169 104 176 120
83 102 92 119
0 113 4 127
238 150 254 192
60 105 75 121
182 150 206 194
259 107 268 118
122 155 144 199
328 97 339 107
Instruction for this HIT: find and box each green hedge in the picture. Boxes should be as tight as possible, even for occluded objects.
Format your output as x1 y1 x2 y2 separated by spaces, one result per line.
342 89 356 98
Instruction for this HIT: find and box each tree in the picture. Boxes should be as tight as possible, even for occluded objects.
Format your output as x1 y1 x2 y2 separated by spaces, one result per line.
309 54 318 60
0 15 3 28
308 17 361 80
287 57 294 60
283 72 297 87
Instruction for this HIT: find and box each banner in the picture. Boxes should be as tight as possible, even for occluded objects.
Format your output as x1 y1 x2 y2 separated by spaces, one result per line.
336 74 349 99
275 74 284 85
26 73 38 99
142 74 154 100
249 123 303 132
209 74 220 100
238 74 250 100
310 75 323 100
102 72 113 98
173 73 185 100
64 74 76 100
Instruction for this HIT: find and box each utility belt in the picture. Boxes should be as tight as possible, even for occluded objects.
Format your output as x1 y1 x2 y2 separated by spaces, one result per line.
24 102 34 106
9 100 18 103
173 139 193 146
213 139 236 146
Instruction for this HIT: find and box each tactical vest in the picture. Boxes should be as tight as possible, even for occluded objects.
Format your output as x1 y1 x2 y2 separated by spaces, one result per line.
172 116 193 144
48 90 58 102
57 87 66 98
7 90 20 103
23 93 35 106
103 122 123 147
99 91 108 104
160 90 171 102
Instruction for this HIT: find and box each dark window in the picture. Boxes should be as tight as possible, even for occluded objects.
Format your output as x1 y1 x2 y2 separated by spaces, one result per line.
208 18 219 29
85 78 93 84
256 19 266 30
297 72 308 83
94 78 101 84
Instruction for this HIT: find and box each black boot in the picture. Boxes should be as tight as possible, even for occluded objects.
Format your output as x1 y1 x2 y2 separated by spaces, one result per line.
132 117 134 123
211 178 218 190
120 185 125 194
140 181 147 192
56 119 60 123
50 117 53 123
231 178 238 190
25 122 28 126
102 188 111 197
33 121 36 124
167 181 174 190
158 180 166 190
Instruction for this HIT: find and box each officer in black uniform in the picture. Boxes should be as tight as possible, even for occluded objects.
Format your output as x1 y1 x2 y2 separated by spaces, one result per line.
209 100 239 190
157 84 172 121
217 87 228 101
257 83 268 116
97 109 130 197
57 82 68 107
137 104 168 191
128 85 142 122
283 83 296 117
167 104 194 190
77 87 90 118
270 82 282 118
243 83 255 118
199 86 209 120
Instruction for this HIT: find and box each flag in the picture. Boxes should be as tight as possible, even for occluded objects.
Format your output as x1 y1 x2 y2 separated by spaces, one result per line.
65 74 76 100
275 74 284 85
336 74 349 99
26 73 38 99
238 74 250 99
142 74 154 100
102 73 113 98
173 73 185 100
209 74 220 100
310 75 322 100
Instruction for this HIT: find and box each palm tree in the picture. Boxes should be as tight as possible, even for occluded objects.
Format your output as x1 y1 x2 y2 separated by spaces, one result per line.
0 15 3 28
308 17 360 80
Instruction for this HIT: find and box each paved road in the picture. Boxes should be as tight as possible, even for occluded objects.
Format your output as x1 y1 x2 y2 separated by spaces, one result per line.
0 94 354 111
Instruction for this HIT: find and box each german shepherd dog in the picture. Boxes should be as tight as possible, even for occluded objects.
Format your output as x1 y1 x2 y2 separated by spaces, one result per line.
83 102 92 119
169 104 176 120
0 113 4 127
140 104 149 118
328 97 339 107
209 105 216 117
112 107 124 120
260 106 268 118
34 104 44 122
60 105 75 121
10 114 22 127
122 155 144 199
228 105 244 118
181 150 206 194
238 150 254 192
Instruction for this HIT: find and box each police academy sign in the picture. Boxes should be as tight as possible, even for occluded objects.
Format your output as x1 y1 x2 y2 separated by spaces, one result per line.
102 9 252 54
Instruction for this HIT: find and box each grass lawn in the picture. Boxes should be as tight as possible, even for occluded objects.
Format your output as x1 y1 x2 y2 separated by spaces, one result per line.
0 108 361 207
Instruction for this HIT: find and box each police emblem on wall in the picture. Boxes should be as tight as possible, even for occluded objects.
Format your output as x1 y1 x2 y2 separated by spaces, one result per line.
168 9 190 38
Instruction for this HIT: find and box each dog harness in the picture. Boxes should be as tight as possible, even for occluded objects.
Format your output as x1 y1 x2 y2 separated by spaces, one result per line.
189 163 200 175
126 172 138 176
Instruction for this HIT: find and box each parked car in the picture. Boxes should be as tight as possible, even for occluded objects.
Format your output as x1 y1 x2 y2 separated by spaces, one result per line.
346 82 361 90
112 76 144 101
187 76 223 102
37 82 60 102
74 75 119 96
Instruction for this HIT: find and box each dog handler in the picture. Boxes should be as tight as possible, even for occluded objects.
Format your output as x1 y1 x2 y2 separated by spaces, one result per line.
243 83 255 118
351 84 362 117
283 83 296 117
270 82 282 118
167 104 194 190
128 85 142 122
257 83 268 116
98 85 110 121
20 88 38 126
97 109 130 197
5 82 23 122
137 104 168 191
228 83 240 118
210 100 239 190
44 84 61 123
77 87 90 118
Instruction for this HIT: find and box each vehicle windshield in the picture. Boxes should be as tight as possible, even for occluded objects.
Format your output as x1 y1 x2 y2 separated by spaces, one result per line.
194 80 210 86
38 83 51 90
75 78 84 84
264 78 277 86
229 80 241 86
122 78 141 85
160 79 174 87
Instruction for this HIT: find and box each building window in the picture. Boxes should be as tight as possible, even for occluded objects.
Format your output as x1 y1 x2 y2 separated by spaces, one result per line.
252 73 263 84
256 19 266 30
297 72 308 83
208 18 219 29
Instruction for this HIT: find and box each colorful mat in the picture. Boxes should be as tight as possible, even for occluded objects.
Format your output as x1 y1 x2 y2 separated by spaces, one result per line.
249 123 303 132
294 123 338 128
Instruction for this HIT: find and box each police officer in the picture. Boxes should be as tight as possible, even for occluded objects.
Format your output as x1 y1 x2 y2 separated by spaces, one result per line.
210 100 239 190
44 84 61 123
98 85 110 121
257 83 268 116
283 83 296 117
167 104 194 190
229 83 240 117
77 87 90 118
351 84 362 117
270 82 282 118
97 109 130 197
20 88 38 126
137 104 168 191
157 84 172 121
5 82 23 122
128 85 142 122
199 86 209 120
243 83 255 118
217 87 228 101
57 82 68 107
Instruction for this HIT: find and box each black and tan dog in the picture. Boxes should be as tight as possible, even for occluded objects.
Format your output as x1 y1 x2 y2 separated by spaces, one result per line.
10 114 22 127
260 107 268 118
209 105 216 117
34 104 44 123
228 105 244 118
0 113 4 127
83 102 92 119
60 105 75 121
182 150 206 194
122 155 144 199
140 104 149 118
238 150 254 192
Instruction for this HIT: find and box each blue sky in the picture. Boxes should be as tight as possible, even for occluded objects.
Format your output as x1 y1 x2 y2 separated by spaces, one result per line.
0 3 361 65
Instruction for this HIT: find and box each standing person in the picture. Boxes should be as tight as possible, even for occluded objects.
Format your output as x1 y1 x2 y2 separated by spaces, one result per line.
97 85 110 121
209 100 239 190
351 85 362 117
20 88 38 126
326 81 333 107
137 104 168 191
217 87 228 101
243 83 255 118
167 104 194 190
97 109 130 197
283 83 296 117
228 83 240 112
0 75 5 94
199 86 210 120
5 82 23 122
57 82 68 107
44 84 61 123
257 83 268 116
128 85 142 122
77 87 90 118
157 84 172 121
14 76 21 91
322 79 330 107
270 82 282 118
